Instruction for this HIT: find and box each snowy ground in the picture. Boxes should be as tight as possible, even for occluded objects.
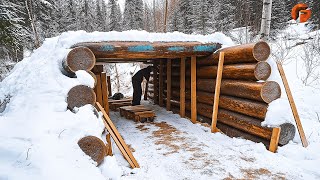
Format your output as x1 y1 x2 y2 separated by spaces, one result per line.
0 29 319 180
110 100 320 179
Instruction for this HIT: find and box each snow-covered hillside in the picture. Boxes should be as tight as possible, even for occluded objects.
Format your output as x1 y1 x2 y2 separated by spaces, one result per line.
0 29 319 179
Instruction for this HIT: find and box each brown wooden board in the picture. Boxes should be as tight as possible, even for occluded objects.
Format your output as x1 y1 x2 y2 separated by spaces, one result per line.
191 56 197 123
95 74 103 106
180 57 186 118
269 127 281 152
96 102 140 168
211 52 225 133
101 72 109 114
159 61 164 107
277 62 308 147
166 59 172 110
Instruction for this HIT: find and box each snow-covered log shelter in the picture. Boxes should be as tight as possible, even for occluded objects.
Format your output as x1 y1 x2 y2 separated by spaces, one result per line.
63 38 295 153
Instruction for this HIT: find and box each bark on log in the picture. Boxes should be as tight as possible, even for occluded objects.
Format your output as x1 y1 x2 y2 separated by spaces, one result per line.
169 100 295 145
172 62 271 81
62 47 96 76
170 90 268 119
72 41 222 59
170 106 271 147
197 41 271 65
67 85 96 109
171 79 281 103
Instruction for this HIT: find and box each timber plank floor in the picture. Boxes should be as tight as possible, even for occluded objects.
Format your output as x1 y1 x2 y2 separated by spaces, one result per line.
109 98 132 111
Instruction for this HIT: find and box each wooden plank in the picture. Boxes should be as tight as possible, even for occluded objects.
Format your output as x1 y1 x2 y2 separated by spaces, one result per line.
109 99 132 103
159 60 164 107
277 62 308 147
153 62 159 104
211 52 225 133
106 133 113 156
269 127 281 153
96 74 103 106
107 75 112 97
96 102 139 168
101 72 109 115
144 81 148 100
180 57 186 118
166 59 172 111
191 56 197 123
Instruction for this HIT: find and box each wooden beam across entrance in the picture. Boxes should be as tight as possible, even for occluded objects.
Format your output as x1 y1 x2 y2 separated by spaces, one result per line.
72 41 222 60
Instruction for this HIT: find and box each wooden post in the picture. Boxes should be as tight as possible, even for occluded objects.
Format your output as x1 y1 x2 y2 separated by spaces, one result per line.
180 57 186 118
101 72 110 115
153 62 159 104
166 59 172 111
144 81 148 100
269 127 281 152
211 52 225 133
106 133 113 156
191 56 197 123
277 62 308 147
95 74 103 106
159 60 164 107
107 75 112 97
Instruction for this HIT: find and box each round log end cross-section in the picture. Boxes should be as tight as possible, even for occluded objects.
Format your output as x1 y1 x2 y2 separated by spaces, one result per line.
253 41 271 61
67 85 96 110
261 81 281 103
63 47 96 74
78 136 106 166
254 62 271 80
279 123 296 145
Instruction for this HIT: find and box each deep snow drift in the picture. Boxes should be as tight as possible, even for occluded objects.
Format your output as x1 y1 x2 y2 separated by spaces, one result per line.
0 29 319 179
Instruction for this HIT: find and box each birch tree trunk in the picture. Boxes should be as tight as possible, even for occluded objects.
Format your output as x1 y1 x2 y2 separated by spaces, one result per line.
25 0 40 48
260 0 272 40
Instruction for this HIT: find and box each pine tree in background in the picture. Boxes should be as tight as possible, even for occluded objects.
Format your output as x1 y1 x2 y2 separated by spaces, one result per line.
270 0 289 38
167 6 179 32
216 0 235 34
108 0 122 31
309 0 319 29
143 3 153 32
96 0 107 31
123 0 144 30
176 0 193 34
30 0 55 41
192 0 216 35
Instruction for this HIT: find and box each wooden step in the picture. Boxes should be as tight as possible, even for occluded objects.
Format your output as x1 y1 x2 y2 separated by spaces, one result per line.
134 111 156 122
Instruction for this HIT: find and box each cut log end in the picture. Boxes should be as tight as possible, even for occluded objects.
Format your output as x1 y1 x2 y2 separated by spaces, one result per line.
67 85 96 109
78 136 106 166
254 62 271 80
261 81 281 103
66 47 96 72
279 123 296 145
253 41 271 61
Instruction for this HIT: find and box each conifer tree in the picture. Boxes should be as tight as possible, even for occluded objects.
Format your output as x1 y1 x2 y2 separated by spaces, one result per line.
108 0 122 31
123 0 144 30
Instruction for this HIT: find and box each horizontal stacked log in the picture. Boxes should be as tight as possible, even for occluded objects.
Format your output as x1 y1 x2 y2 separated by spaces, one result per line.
62 47 96 77
170 78 281 103
156 41 296 149
72 41 222 60
170 62 271 81
167 99 294 145
67 85 96 110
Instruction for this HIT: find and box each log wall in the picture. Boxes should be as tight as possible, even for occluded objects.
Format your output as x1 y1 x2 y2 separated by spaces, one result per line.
146 42 295 150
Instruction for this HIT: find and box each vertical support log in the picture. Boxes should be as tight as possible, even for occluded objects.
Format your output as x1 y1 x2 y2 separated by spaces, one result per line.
106 133 113 156
144 81 148 100
180 57 186 118
269 127 281 152
107 75 112 97
277 62 308 147
159 60 164 107
95 74 103 106
153 62 159 104
101 72 109 115
191 56 197 123
166 59 172 111
211 52 225 133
